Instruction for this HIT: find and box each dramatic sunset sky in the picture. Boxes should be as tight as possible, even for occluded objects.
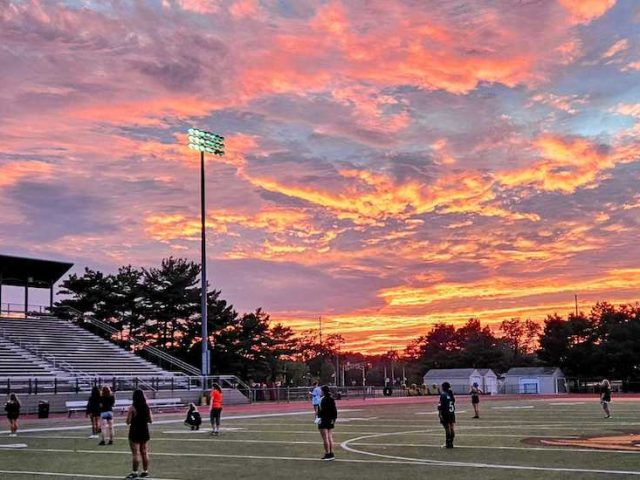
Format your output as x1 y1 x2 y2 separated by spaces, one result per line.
1 0 639 353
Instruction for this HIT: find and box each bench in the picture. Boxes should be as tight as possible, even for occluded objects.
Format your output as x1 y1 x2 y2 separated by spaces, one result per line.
66 397 182 416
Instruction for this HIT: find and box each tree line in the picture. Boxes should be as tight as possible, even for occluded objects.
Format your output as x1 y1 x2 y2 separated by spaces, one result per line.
53 258 640 384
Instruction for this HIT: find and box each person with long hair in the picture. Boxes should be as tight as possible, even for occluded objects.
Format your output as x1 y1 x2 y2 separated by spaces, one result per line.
98 386 115 445
5 393 20 437
469 382 483 419
126 389 152 479
438 382 456 448
184 403 202 431
600 379 612 419
317 385 338 460
86 386 102 438
209 383 223 436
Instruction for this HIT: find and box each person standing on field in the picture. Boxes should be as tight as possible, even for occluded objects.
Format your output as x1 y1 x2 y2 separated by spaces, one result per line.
5 393 20 437
600 379 612 419
126 389 152 479
438 382 456 448
318 385 338 460
86 386 102 438
310 381 322 416
210 383 223 436
99 386 115 446
469 382 483 419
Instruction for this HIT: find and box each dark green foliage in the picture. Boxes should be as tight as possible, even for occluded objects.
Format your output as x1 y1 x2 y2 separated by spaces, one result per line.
55 258 296 382
538 302 640 380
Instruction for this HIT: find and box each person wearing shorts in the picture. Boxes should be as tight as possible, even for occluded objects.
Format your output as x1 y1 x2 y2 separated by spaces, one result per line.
210 383 223 436
469 382 483 419
126 389 152 479
5 393 20 437
310 381 322 416
318 385 337 460
600 379 612 418
99 386 115 445
438 382 456 448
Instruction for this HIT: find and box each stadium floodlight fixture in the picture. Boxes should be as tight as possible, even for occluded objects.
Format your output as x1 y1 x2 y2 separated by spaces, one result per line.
187 128 225 156
186 127 225 378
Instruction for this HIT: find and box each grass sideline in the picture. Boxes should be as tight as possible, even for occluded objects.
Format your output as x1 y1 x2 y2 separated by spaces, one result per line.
1 395 639 479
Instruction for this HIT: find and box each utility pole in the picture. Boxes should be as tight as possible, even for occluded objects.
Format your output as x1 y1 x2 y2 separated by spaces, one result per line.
575 294 578 317
319 316 322 344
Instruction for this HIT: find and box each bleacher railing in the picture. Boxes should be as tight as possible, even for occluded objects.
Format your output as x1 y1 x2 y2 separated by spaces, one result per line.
0 374 252 397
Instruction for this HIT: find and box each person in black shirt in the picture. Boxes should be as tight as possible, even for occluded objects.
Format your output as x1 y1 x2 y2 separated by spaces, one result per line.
318 385 338 460
86 386 102 438
438 382 456 448
184 403 202 430
469 382 483 419
600 379 612 419
126 389 153 479
99 386 116 446
5 393 20 437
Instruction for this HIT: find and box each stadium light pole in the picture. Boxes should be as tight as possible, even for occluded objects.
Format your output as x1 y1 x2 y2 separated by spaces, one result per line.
187 128 225 378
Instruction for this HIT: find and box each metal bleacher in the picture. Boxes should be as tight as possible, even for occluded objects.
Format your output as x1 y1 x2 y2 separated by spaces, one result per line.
0 336 56 378
0 316 171 378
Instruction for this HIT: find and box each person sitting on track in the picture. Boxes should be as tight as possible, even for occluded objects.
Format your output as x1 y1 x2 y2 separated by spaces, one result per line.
126 389 153 479
318 385 338 461
469 382 483 419
438 382 456 449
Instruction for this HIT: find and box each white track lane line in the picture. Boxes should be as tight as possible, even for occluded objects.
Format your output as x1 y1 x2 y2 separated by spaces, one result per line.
0 470 180 480
340 430 640 476
0 409 360 436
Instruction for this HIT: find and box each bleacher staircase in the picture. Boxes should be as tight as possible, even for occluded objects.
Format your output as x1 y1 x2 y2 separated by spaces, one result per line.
0 314 251 408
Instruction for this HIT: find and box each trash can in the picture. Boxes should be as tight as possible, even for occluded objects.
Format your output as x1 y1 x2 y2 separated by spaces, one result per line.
38 401 50 419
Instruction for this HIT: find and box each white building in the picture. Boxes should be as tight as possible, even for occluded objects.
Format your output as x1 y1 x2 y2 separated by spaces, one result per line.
478 368 498 394
423 368 483 395
503 367 567 394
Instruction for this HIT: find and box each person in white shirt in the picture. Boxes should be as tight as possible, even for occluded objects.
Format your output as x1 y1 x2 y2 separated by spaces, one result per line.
310 381 322 415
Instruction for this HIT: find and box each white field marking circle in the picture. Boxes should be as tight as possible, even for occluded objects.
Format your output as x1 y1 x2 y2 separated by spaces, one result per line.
350 441 640 455
549 402 586 406
339 430 640 476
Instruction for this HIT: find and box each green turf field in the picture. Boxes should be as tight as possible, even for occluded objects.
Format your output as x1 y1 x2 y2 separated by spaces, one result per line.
1 397 639 479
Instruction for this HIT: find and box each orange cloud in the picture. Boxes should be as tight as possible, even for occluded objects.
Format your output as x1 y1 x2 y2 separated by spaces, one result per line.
0 161 54 187
558 0 617 24
496 134 623 193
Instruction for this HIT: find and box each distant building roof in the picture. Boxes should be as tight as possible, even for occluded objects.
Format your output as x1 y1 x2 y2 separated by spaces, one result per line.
0 254 73 288
506 367 563 377
477 369 497 376
424 368 479 379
